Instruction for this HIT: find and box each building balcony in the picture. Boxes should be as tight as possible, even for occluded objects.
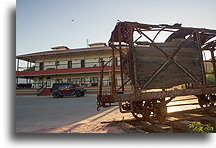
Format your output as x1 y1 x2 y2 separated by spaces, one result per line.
16 65 121 77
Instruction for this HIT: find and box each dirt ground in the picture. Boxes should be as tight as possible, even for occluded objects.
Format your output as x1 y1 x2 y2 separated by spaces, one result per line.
32 106 128 133
31 95 215 133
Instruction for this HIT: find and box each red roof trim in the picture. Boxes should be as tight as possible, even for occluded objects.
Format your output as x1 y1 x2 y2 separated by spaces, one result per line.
16 66 120 77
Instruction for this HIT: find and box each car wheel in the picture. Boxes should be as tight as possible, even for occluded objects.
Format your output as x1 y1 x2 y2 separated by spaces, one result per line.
53 91 60 98
75 91 81 97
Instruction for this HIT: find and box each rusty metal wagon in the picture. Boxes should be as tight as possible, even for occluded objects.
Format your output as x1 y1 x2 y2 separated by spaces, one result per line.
97 21 216 122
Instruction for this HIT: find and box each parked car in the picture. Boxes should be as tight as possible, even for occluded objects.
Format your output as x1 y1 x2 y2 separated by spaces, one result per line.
51 83 86 98
17 83 32 89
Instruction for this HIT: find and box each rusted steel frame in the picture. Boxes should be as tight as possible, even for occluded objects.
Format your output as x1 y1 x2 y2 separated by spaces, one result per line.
114 87 216 102
130 27 139 92
133 22 216 33
126 23 215 90
99 58 112 69
172 61 199 83
136 29 171 59
134 28 175 43
140 59 170 90
118 27 125 92
112 45 125 56
139 29 200 89
133 23 161 29
196 32 207 85
127 27 135 85
137 28 172 90
98 61 105 96
117 78 131 92
103 58 112 67
153 27 166 42
97 58 112 74
155 29 176 33
110 43 116 94
97 95 114 109
202 48 214 51
188 28 216 34
133 33 142 44
168 30 200 83
138 28 176 33
210 48 216 85
171 30 196 58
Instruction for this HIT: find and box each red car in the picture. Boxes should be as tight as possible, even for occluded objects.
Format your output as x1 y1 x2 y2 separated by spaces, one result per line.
51 83 86 98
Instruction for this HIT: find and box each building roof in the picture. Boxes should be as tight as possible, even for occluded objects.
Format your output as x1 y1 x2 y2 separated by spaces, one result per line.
88 42 107 48
16 46 112 62
51 46 70 50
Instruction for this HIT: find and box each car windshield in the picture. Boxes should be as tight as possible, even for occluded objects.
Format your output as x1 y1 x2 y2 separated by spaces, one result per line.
58 84 68 89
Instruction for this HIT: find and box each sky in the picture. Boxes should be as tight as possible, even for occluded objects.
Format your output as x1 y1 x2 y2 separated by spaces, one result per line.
16 0 216 56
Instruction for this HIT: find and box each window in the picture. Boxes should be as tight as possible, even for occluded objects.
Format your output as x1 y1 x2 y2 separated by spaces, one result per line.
56 79 63 83
38 78 43 87
58 84 68 89
68 61 72 68
90 77 98 86
47 77 51 87
73 78 81 87
55 61 60 67
67 78 72 83
99 58 103 62
117 79 121 86
115 57 120 66
81 60 85 68
103 80 110 86
72 60 80 68
81 78 85 86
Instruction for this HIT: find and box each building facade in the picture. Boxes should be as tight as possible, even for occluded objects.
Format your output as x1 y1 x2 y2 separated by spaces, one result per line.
16 43 127 89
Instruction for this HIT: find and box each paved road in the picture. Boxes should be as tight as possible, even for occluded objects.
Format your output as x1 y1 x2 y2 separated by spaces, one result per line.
16 94 110 133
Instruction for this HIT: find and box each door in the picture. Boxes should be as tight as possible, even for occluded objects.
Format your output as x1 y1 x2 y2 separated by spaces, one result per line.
39 62 44 71
81 60 85 68
68 61 72 68
58 84 68 95
63 84 76 95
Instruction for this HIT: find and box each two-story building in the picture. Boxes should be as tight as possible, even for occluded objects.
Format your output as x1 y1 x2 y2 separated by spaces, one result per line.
16 43 127 89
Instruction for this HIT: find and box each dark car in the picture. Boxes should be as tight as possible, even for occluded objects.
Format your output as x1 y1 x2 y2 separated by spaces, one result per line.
17 83 32 89
51 83 86 98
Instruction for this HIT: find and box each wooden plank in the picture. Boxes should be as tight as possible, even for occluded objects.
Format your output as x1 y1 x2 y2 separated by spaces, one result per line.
125 39 203 89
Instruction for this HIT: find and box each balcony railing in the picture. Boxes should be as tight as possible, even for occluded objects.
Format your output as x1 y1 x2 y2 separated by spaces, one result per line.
16 61 119 72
